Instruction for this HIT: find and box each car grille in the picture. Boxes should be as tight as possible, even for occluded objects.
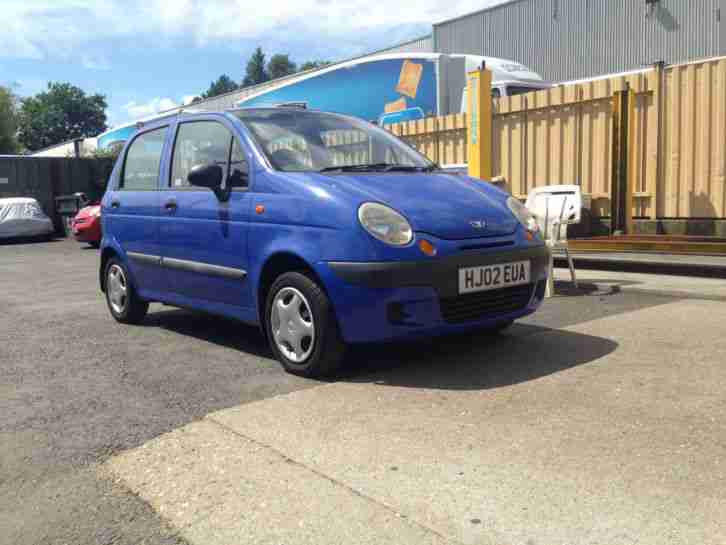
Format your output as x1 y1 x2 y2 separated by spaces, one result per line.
439 283 535 324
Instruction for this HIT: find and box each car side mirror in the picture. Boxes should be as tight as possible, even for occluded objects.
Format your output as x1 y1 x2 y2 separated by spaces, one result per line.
188 164 229 201
228 166 249 189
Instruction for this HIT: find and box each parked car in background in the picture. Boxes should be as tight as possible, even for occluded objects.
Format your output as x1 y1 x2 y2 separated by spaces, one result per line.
100 107 548 377
0 197 54 241
71 203 102 247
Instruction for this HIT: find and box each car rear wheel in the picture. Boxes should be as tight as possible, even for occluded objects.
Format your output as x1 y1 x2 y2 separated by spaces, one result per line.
105 258 148 324
265 272 345 378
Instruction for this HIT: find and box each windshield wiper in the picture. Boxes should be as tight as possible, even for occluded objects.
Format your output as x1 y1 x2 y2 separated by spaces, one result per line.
319 163 393 173
382 164 439 172
319 163 439 173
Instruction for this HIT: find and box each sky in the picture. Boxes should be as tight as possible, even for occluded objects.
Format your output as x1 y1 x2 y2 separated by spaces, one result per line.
1 1 508 129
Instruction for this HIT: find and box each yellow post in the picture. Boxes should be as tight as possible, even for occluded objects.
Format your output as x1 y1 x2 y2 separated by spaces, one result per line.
467 66 493 180
611 85 636 234
625 86 636 234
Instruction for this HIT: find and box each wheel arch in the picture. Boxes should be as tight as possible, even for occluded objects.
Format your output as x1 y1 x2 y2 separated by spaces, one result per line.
99 246 120 292
256 251 327 327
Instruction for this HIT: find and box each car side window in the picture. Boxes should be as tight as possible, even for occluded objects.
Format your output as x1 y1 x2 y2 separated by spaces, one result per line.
120 126 168 190
170 121 247 189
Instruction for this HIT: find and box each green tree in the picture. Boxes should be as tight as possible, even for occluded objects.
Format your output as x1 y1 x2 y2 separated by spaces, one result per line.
202 74 239 99
87 146 121 161
17 82 107 152
242 47 269 87
267 54 297 80
0 86 19 154
299 60 332 72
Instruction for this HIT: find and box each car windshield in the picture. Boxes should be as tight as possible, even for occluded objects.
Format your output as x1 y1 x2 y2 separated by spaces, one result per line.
232 108 436 173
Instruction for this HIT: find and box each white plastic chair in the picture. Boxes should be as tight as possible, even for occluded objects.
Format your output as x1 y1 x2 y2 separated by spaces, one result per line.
525 185 582 296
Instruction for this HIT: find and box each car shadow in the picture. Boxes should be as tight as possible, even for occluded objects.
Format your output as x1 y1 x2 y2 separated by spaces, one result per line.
336 323 618 390
146 307 272 359
144 307 617 391
551 280 622 297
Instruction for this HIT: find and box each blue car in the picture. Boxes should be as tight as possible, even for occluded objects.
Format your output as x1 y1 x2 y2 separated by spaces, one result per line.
100 107 548 377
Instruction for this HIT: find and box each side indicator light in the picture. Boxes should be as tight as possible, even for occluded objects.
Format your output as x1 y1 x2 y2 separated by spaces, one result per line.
255 204 265 215
418 239 437 256
525 231 534 241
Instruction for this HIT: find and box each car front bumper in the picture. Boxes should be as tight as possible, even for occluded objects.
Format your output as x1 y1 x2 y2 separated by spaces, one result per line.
318 244 550 344
72 218 101 242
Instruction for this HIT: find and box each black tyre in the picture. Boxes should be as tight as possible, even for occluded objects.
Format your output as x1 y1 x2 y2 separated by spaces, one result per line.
89 241 100 249
264 272 346 378
104 257 149 324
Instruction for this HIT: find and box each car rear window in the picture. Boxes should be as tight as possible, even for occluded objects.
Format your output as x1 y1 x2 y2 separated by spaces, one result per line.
120 126 168 190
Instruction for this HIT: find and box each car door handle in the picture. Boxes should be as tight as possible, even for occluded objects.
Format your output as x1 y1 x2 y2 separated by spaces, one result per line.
164 200 177 211
110 200 120 209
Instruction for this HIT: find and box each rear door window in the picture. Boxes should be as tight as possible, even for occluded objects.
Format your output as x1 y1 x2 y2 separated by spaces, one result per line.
120 126 168 190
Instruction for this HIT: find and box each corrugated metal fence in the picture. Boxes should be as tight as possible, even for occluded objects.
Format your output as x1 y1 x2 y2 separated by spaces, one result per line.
493 71 655 218
385 56 726 220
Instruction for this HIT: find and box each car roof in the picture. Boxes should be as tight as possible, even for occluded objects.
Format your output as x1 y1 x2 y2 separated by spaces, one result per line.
228 106 320 115
226 107 354 121
130 107 339 143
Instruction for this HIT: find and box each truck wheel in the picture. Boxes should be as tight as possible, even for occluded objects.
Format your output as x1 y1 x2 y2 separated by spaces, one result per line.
105 258 148 324
265 272 346 378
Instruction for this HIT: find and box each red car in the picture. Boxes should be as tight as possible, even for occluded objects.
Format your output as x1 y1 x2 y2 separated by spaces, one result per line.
72 203 102 247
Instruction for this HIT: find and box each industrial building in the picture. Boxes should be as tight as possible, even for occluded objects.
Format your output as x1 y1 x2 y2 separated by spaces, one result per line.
432 0 726 82
381 0 726 83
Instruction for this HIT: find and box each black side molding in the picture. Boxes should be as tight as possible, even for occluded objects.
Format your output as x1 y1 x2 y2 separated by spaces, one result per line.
163 257 247 280
126 252 246 280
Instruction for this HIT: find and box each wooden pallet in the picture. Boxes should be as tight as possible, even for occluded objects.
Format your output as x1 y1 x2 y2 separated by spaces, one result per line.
569 236 726 255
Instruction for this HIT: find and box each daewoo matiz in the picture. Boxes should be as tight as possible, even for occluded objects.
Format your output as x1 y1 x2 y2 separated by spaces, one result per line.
100 107 549 377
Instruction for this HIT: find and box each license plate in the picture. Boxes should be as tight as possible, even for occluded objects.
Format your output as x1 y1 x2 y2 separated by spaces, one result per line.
458 260 530 294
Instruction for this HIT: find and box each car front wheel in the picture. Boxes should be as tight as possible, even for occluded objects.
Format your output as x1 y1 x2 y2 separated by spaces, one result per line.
265 272 345 378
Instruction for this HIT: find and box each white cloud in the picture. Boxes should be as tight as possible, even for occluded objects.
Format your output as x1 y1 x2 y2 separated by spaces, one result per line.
123 97 179 120
116 94 202 125
81 54 111 71
0 0 508 60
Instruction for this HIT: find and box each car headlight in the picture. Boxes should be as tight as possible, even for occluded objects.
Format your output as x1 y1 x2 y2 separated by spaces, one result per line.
358 202 413 246
506 197 539 233
89 206 101 218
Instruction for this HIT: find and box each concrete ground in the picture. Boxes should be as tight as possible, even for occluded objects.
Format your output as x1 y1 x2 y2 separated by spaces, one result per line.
2 238 724 545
